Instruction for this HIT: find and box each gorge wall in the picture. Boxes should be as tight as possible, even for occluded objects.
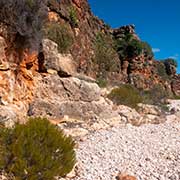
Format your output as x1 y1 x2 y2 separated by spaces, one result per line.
0 0 179 125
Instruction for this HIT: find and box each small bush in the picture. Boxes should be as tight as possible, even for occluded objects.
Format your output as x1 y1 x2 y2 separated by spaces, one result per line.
44 22 74 53
107 84 143 108
173 95 180 100
0 117 76 180
115 35 142 59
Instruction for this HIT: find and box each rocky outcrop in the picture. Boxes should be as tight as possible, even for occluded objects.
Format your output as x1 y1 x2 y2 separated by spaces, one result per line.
45 0 178 93
112 24 139 40
42 39 77 76
28 74 107 120
171 75 180 96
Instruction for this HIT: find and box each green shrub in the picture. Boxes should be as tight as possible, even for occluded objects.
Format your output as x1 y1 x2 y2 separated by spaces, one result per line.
115 35 141 59
69 6 78 28
93 32 119 77
107 84 143 108
0 117 76 180
115 34 153 60
44 22 74 53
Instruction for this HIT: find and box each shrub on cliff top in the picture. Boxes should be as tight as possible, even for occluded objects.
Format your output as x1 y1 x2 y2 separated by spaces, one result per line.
141 41 154 59
0 117 76 180
115 33 153 60
107 84 143 108
163 58 178 68
163 58 178 75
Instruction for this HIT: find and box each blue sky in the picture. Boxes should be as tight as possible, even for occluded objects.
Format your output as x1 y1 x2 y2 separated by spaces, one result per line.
88 0 180 73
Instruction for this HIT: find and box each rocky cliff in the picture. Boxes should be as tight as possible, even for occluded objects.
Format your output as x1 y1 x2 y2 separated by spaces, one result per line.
0 0 179 126
46 0 178 91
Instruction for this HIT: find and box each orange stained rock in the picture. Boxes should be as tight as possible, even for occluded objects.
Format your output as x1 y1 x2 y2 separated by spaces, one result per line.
116 174 137 180
19 50 38 72
48 11 59 22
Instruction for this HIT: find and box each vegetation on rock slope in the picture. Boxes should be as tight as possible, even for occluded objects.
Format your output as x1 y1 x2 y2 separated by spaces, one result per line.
44 22 74 53
0 118 76 180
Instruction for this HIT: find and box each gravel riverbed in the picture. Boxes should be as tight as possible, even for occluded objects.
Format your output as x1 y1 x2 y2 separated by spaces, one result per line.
74 120 180 180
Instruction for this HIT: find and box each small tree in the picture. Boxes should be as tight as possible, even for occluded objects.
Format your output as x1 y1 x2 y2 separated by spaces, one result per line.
156 62 170 80
0 117 76 180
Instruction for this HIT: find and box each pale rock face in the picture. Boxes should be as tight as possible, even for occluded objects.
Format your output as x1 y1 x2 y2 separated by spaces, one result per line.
167 99 180 112
0 106 17 127
64 128 89 137
42 39 77 76
28 74 103 120
117 105 142 126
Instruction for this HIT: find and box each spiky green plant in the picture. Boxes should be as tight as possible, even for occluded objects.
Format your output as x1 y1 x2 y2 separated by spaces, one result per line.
0 117 76 180
69 6 78 28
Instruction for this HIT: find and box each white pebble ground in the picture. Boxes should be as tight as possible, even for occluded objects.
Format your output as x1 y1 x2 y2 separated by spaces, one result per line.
74 121 180 180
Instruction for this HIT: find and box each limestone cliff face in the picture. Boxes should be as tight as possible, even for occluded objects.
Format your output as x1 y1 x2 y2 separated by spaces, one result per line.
0 0 179 125
47 0 178 91
47 0 113 76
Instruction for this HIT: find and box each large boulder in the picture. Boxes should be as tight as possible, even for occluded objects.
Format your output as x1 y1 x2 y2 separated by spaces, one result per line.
42 39 76 77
